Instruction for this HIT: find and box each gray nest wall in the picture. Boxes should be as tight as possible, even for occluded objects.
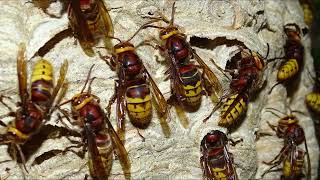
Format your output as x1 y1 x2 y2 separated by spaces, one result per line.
0 0 318 179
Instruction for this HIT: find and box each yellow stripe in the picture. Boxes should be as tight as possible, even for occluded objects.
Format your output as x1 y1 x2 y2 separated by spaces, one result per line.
31 74 52 82
185 85 202 97
32 68 52 76
212 167 225 172
7 127 29 140
183 80 201 90
74 96 93 110
126 95 151 104
33 67 52 75
211 167 227 179
279 118 298 125
160 30 179 40
115 46 135 54
32 59 53 82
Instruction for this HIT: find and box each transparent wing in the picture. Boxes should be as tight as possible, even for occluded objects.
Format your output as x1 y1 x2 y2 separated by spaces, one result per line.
97 0 114 51
192 49 223 97
48 60 68 112
143 64 171 137
143 65 168 116
116 67 127 132
104 116 131 179
17 43 28 106
84 124 109 179
69 0 95 56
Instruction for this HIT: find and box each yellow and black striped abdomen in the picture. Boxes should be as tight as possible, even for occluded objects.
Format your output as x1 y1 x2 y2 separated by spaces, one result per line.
206 151 236 180
88 133 113 179
277 59 299 82
180 79 202 110
126 84 152 128
282 149 304 177
31 59 53 104
218 93 247 127
179 66 203 111
305 92 320 113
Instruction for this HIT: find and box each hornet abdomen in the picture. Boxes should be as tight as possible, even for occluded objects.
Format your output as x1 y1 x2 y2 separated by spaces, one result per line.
305 92 320 113
277 59 299 81
88 133 113 179
282 148 305 178
219 93 248 127
31 59 53 105
177 64 202 111
126 82 152 128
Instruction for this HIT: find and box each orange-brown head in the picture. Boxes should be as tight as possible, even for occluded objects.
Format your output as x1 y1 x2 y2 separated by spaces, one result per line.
114 41 135 55
71 93 94 112
284 24 301 42
159 26 180 40
279 115 299 125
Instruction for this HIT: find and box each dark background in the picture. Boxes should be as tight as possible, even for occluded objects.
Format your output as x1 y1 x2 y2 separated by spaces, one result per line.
312 0 319 70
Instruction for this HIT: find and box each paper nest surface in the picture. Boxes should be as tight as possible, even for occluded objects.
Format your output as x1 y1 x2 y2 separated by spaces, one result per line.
0 0 318 179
